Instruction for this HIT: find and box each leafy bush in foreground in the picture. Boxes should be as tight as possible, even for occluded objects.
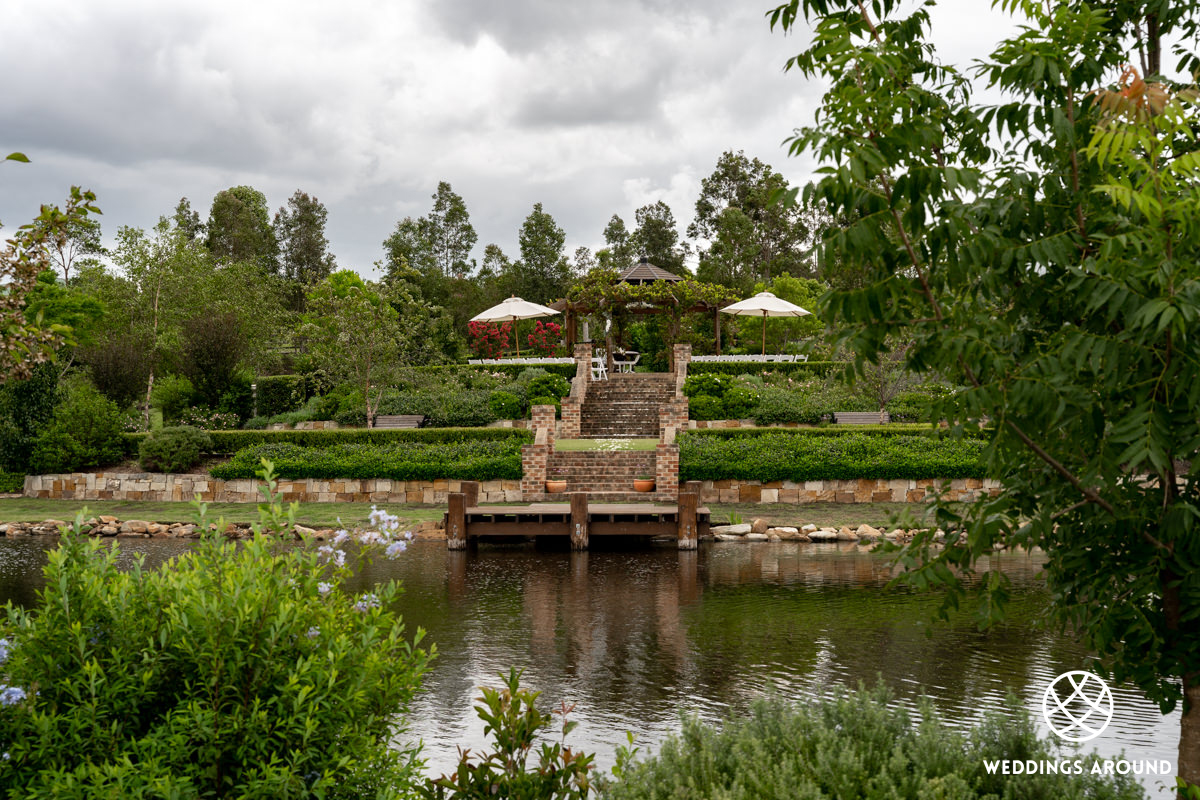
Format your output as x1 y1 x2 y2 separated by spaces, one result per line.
679 431 986 482
0 488 431 798
211 439 525 481
603 686 1144 800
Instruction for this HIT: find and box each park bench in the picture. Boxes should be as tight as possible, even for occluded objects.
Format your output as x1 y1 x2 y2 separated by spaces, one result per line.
833 411 890 425
371 414 426 429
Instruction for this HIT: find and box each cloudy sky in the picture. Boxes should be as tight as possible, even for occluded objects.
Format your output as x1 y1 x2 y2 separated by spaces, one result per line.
2 0 1022 278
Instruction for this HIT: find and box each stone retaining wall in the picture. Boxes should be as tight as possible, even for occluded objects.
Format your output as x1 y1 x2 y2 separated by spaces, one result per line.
24 473 524 504
24 473 998 505
694 477 1000 504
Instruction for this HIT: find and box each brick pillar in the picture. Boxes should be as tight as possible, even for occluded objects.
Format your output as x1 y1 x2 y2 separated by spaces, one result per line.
531 404 556 450
521 406 557 501
659 399 689 439
574 343 593 382
656 442 679 501
560 372 585 439
673 343 691 397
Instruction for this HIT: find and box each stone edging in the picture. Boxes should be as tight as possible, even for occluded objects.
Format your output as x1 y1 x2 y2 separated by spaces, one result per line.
22 473 999 505
0 516 446 540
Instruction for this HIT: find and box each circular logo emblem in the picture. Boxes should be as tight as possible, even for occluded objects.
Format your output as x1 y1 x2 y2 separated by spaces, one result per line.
1042 670 1114 742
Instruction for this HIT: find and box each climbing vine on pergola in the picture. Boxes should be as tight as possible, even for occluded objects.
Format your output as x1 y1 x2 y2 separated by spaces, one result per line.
557 268 739 353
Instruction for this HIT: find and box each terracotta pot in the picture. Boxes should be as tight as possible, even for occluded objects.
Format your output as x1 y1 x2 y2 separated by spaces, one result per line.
633 479 656 493
545 480 568 493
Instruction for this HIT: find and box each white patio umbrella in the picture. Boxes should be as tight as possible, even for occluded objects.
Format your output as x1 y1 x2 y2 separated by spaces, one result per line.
719 291 811 355
470 296 560 357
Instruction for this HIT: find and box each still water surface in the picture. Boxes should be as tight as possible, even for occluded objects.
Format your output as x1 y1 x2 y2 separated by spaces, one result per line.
0 537 1181 795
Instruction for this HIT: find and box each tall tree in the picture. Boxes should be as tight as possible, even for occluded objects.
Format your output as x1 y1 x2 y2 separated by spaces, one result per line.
206 185 277 271
632 201 689 274
510 202 572 304
773 0 1200 788
1 187 101 381
274 190 337 307
172 197 205 242
690 150 814 292
302 271 407 426
601 214 636 271
425 181 477 280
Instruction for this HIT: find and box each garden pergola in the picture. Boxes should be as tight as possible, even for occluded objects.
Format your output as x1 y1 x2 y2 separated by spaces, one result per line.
550 261 739 364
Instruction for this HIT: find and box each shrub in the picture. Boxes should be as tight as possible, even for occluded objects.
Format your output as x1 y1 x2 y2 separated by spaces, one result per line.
683 373 732 399
79 332 152 408
210 438 525 481
28 381 127 474
417 669 594 800
524 320 563 358
467 320 512 360
242 415 270 430
150 374 195 424
180 311 248 408
178 407 241 430
138 426 213 472
0 477 431 797
216 369 255 423
0 473 25 493
688 395 724 421
489 390 524 420
752 387 823 425
335 407 368 427
125 426 533 455
528 373 571 400
687 360 842 378
0 361 58 472
678 431 986 482
256 375 305 418
602 687 1143 800
721 385 759 419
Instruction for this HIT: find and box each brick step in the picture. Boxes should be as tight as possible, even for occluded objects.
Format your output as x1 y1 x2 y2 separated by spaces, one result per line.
542 491 677 503
579 429 660 437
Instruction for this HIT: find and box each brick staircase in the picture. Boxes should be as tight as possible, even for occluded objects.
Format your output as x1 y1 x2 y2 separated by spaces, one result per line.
578 374 675 438
545 450 661 502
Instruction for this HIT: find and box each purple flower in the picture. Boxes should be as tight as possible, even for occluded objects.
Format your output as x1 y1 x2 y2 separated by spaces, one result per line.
353 593 380 613
317 582 332 596
333 530 350 546
0 686 26 706
305 626 320 639
385 541 407 559
0 638 10 664
332 550 346 568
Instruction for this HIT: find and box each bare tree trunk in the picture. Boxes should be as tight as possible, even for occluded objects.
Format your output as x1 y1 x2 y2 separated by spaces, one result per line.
1180 673 1200 798
143 368 155 431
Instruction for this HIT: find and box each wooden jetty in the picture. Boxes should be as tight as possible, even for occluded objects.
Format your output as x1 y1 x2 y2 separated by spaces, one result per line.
445 481 708 551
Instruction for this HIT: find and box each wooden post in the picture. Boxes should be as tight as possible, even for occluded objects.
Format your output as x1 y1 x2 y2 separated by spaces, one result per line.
685 480 702 497
714 308 722 355
570 492 588 551
462 481 479 508
447 492 467 550
677 491 698 550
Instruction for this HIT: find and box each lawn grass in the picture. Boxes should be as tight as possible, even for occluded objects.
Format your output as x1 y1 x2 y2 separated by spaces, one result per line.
555 438 658 451
0 499 446 528
707 501 941 530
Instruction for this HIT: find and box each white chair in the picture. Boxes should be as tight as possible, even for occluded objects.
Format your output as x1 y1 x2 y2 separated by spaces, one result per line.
615 352 640 373
591 357 608 381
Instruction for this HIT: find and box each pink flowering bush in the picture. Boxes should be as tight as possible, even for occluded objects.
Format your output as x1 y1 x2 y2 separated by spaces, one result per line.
467 320 512 359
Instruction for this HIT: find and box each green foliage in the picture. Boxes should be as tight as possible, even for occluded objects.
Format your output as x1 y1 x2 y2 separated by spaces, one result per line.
125 426 531 455
687 395 725 421
0 362 59 472
683 372 733 399
688 424 949 439
0 186 101 382
528 373 571 400
602 686 1143 800
179 312 248 408
0 473 431 797
751 386 823 425
772 0 1200 756
205 184 277 271
418 669 594 800
678 430 985 482
256 375 305 418
150 374 195 424
488 391 524 420
379 390 497 428
29 380 127 474
687 361 840 378
137 426 213 473
210 438 525 482
721 385 760 419
0 473 25 493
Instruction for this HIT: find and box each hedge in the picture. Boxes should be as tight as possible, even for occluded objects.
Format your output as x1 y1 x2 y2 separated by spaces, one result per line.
255 375 305 418
686 424 944 437
122 427 532 456
0 472 25 493
210 440 524 481
686 361 843 378
678 431 987 482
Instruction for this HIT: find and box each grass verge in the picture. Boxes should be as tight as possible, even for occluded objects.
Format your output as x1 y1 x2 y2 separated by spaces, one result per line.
0 499 446 528
554 438 658 451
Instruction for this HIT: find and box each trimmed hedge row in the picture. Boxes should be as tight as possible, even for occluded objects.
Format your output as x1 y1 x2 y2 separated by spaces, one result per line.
210 440 524 481
678 431 987 482
0 472 25 493
686 424 944 438
687 361 842 378
122 427 532 456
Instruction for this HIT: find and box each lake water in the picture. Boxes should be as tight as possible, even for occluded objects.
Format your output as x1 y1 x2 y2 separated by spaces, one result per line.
0 537 1181 796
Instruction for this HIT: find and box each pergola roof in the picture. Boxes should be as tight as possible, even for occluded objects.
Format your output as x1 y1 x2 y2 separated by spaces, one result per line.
617 258 683 285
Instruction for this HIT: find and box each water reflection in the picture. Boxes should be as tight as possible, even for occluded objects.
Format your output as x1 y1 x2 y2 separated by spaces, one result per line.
0 537 1180 796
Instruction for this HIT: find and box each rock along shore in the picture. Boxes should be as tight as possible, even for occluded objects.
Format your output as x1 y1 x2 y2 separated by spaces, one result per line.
0 517 447 540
